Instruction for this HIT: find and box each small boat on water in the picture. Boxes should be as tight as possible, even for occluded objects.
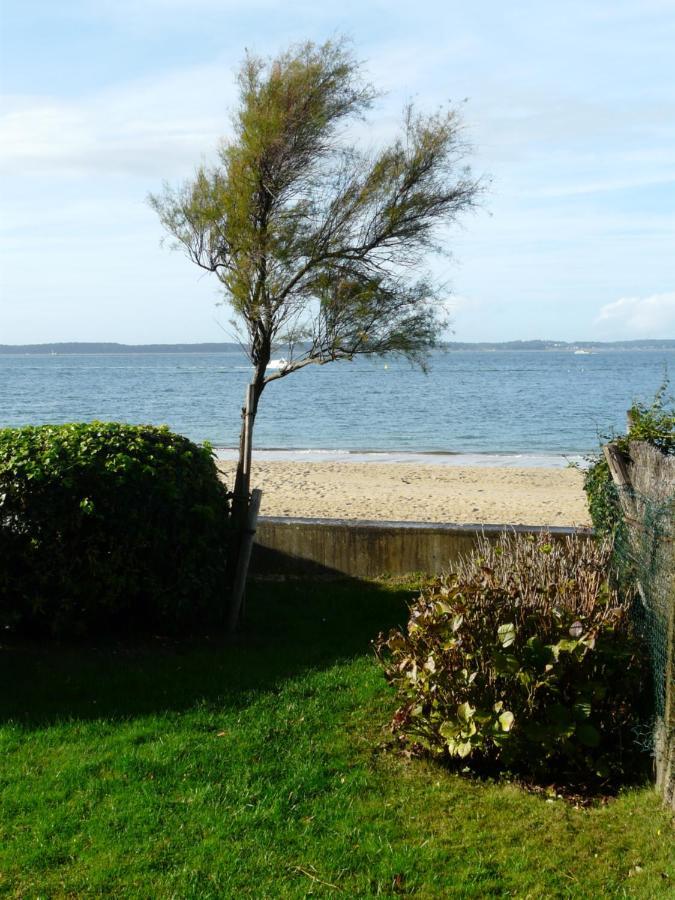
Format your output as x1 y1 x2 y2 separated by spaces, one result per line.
573 349 591 355
267 358 289 370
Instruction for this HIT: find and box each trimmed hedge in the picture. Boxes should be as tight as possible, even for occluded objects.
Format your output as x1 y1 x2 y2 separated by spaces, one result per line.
0 423 231 637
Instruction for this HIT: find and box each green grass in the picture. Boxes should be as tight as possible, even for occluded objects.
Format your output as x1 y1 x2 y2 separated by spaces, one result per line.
1 579 672 898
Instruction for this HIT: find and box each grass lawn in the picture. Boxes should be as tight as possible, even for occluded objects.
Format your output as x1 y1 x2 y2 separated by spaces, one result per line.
1 579 673 898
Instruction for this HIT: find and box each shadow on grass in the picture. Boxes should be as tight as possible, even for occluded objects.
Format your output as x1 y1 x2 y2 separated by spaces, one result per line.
0 578 416 729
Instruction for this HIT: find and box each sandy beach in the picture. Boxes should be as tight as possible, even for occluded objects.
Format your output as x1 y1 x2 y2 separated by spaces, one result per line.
216 461 591 526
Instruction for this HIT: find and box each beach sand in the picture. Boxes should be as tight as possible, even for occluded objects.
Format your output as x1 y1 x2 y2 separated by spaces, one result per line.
216 461 591 526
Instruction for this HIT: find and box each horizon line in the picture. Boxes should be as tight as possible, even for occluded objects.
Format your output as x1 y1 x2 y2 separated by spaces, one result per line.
1 338 674 351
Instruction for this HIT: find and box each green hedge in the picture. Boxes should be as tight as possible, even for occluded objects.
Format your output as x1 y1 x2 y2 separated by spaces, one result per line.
0 423 231 637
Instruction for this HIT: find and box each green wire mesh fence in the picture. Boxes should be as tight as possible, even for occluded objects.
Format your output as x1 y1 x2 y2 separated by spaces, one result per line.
604 441 674 808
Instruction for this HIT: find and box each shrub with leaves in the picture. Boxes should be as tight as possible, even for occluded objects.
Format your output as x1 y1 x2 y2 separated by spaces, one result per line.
0 423 231 637
375 533 648 790
584 378 674 539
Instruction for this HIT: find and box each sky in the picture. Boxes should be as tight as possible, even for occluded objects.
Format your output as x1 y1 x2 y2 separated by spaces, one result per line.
1 0 674 345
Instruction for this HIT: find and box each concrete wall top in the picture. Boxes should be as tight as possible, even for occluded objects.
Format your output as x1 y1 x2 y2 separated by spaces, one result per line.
258 516 590 535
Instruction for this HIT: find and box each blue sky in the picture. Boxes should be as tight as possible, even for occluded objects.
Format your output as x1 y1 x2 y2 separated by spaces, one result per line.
1 0 674 344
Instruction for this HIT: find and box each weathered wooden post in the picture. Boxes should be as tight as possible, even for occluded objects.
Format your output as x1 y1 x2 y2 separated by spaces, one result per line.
231 384 256 530
604 438 675 808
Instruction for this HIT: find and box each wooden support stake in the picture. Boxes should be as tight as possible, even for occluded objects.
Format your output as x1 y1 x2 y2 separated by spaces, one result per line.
227 488 263 633
231 384 256 531
242 384 255 486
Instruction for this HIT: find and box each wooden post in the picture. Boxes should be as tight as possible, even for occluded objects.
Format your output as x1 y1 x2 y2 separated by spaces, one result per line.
655 537 675 809
232 384 256 530
242 384 255 485
654 528 675 810
603 439 675 808
227 488 262 633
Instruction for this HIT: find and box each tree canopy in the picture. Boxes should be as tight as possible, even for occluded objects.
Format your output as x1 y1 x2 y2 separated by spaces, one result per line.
150 38 482 396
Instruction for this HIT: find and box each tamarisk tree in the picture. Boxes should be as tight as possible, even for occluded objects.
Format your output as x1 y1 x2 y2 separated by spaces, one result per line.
150 38 481 541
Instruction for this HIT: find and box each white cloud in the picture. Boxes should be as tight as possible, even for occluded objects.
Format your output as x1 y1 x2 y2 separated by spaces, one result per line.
596 291 675 338
531 173 675 199
0 62 236 178
2 4 675 344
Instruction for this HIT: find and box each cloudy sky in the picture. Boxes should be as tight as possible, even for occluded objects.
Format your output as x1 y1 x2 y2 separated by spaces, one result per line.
1 0 674 344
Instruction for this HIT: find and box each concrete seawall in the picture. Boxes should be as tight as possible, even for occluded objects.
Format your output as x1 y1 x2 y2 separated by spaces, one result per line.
251 517 592 578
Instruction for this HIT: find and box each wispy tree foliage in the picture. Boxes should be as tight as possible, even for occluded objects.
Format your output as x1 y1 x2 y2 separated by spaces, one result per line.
150 38 481 509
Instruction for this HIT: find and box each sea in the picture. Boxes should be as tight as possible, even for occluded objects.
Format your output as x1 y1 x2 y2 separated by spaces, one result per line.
1 348 673 467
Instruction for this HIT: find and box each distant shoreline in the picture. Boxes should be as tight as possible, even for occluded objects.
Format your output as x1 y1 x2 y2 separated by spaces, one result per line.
1 340 674 355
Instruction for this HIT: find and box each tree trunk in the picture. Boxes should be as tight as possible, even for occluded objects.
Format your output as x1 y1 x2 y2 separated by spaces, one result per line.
232 359 266 507
227 488 263 632
226 366 267 628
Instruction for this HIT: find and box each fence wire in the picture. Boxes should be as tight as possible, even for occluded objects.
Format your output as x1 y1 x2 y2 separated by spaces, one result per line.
612 484 673 758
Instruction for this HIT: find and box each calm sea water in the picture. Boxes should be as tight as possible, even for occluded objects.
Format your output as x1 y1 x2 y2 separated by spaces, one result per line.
0 349 672 463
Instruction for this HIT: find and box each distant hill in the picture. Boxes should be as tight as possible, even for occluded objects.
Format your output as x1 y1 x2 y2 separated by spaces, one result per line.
444 339 675 351
0 342 242 355
0 339 673 355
